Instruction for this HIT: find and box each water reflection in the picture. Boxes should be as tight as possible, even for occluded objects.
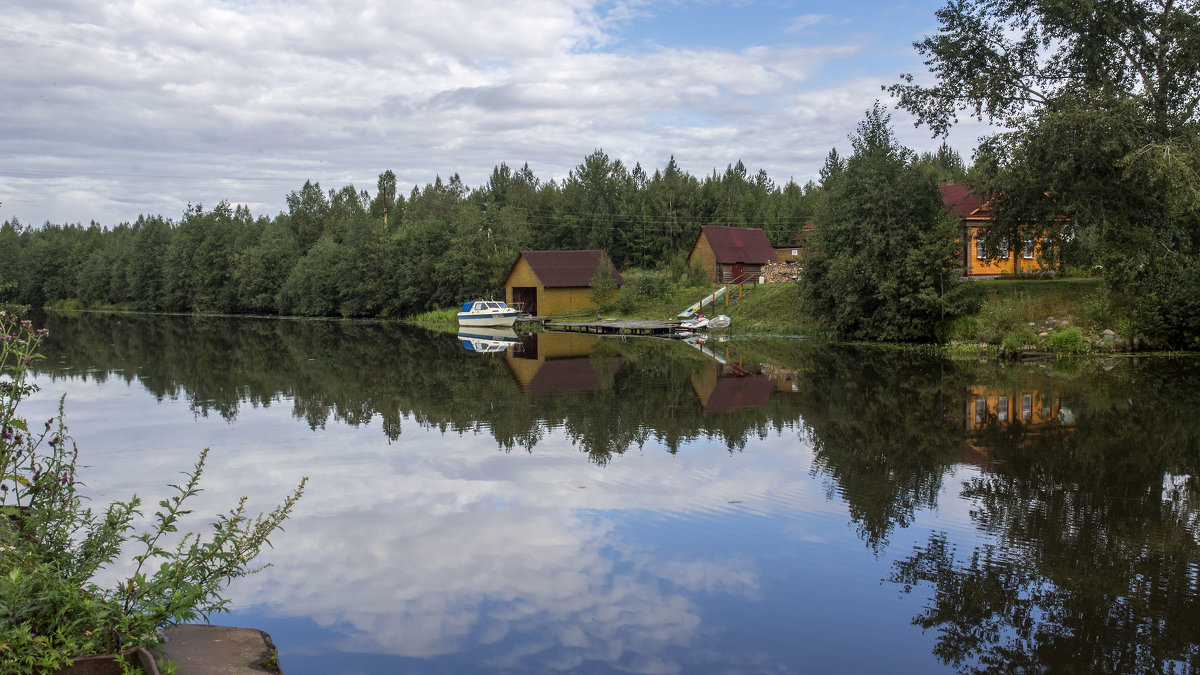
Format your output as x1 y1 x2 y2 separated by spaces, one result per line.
23 313 1200 673
457 326 522 354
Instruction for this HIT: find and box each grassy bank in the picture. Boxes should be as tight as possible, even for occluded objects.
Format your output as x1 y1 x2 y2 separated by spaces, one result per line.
407 274 1147 355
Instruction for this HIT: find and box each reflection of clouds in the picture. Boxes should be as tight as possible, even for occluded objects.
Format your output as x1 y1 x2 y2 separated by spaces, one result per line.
26 373 821 671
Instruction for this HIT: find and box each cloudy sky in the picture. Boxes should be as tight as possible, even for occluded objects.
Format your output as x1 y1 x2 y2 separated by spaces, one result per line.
2 0 988 227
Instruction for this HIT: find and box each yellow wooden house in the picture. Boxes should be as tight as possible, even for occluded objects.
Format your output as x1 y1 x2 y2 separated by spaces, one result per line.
941 183 1054 276
504 250 624 317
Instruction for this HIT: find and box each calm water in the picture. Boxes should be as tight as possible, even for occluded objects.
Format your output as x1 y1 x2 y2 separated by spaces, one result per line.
23 312 1200 674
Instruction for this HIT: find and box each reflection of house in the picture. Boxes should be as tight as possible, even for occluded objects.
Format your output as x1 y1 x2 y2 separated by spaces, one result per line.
505 250 625 317
688 360 775 414
941 183 1053 276
965 386 1064 432
504 332 622 394
687 226 776 283
960 386 1072 460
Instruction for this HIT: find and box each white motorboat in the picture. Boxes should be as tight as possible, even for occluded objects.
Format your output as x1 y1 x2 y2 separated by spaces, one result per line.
457 300 520 327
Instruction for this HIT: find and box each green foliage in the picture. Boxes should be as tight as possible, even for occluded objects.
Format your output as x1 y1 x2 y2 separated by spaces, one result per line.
0 314 305 670
892 0 1200 348
589 257 619 306
624 269 672 300
1049 326 1086 353
684 260 709 288
2 153 825 323
974 295 1031 344
800 103 967 342
1001 327 1037 352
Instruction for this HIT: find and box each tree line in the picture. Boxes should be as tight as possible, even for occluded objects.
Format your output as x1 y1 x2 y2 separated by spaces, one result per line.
0 154 825 318
0 143 972 320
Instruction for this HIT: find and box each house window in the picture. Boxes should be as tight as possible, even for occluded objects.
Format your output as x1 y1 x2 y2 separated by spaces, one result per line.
1022 394 1032 421
976 239 987 259
1023 236 1035 259
975 398 987 423
997 396 1008 422
999 238 1010 259
791 249 798 256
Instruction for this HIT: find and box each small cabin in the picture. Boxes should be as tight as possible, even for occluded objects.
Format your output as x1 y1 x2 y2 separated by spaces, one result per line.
504 250 624 317
687 226 776 283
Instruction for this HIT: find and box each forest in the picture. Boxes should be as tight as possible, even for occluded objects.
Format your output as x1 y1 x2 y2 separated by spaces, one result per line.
0 148 964 319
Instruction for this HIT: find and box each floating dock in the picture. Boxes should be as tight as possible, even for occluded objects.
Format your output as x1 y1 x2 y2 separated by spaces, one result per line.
546 319 690 338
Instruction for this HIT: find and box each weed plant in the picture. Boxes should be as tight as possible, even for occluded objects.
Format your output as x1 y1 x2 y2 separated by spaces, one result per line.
0 312 306 673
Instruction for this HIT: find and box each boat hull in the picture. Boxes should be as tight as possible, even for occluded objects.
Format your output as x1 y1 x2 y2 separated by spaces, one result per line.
457 313 519 327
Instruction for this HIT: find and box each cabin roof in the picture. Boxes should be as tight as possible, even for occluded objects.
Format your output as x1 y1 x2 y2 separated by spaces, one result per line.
513 250 625 288
940 182 992 219
699 226 776 264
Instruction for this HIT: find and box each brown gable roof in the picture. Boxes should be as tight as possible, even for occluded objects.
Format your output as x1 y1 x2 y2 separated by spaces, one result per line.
517 250 624 288
699 226 776 264
940 183 992 219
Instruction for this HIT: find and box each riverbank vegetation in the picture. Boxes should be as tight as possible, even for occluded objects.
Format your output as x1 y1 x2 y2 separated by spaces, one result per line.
0 314 306 672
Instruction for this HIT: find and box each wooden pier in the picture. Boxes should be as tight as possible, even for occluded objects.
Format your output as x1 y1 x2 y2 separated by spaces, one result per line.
546 318 690 338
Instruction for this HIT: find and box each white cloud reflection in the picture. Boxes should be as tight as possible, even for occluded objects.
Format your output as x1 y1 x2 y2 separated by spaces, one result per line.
25 372 833 672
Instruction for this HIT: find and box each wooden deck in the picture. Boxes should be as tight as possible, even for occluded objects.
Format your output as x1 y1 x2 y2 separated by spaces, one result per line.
546 318 689 338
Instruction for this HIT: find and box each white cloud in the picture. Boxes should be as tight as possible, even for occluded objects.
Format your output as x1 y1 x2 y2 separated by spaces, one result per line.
0 0 980 226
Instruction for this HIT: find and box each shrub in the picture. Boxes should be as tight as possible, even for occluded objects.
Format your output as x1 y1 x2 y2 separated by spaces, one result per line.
1083 285 1111 326
667 256 689 283
685 261 709 288
944 315 978 341
1001 327 1038 352
1049 326 1087 353
0 313 306 671
626 270 672 300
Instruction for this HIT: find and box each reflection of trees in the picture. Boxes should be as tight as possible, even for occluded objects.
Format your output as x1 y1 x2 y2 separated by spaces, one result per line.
32 313 808 463
793 346 970 550
892 360 1200 674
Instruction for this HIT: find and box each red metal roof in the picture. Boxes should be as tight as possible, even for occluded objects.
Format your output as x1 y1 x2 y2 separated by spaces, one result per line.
940 183 991 219
516 250 625 288
699 226 776 264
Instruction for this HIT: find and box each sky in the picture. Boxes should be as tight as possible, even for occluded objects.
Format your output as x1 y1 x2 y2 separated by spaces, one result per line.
1 0 990 227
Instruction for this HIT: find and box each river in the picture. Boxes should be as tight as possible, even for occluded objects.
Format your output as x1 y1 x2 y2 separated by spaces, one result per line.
23 312 1200 674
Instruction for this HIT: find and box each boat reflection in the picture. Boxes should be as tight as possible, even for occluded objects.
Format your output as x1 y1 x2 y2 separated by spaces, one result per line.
457 327 522 354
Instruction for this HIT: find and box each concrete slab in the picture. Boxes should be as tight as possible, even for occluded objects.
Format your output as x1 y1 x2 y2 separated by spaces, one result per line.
161 625 280 674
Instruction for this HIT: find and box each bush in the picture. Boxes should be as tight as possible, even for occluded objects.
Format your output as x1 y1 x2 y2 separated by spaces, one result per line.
1049 326 1087 353
1083 285 1111 326
976 295 1030 344
944 315 979 341
1001 327 1038 352
0 313 306 670
667 256 689 283
685 261 709 288
626 270 672 300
